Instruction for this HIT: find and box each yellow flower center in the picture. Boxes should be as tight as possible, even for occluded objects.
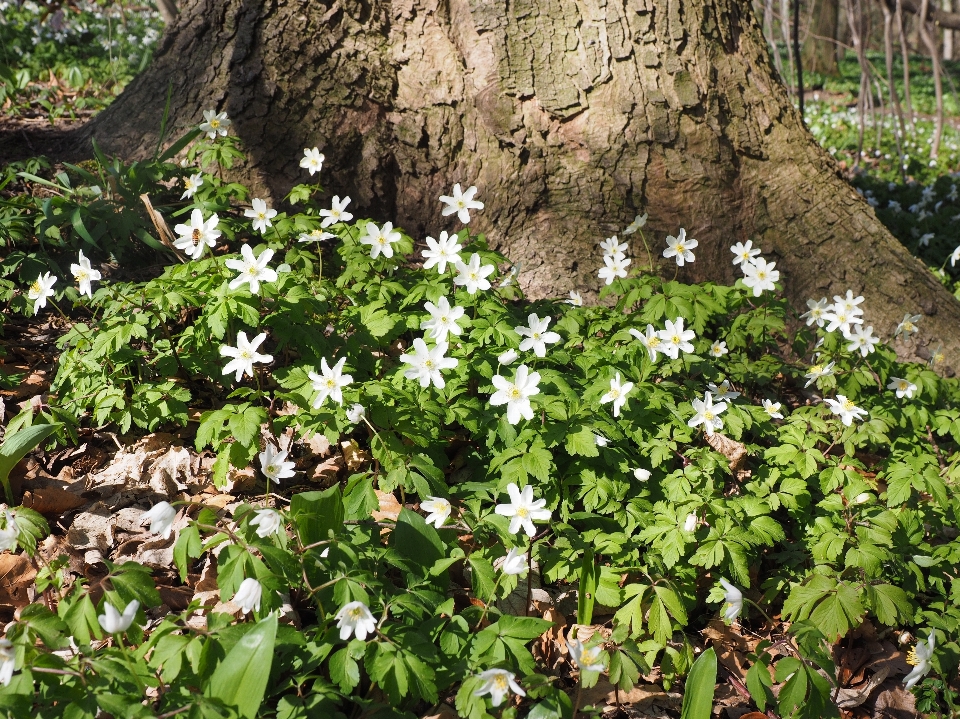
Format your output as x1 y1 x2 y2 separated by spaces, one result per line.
674 243 684 253
210 119 220 128
671 335 681 345
257 212 266 220
610 390 620 399
325 379 336 389
239 350 252 360
515 507 529 518
649 336 660 347
76 270 89 281
899 381 908 391
493 674 509 690
508 386 521 400
350 607 364 620
810 364 822 374
843 399 855 411
30 280 40 293
424 359 435 370
906 647 920 666
703 411 714 421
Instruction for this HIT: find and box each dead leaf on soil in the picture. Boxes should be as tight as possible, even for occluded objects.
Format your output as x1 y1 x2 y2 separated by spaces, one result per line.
872 682 917 719
704 432 749 478
578 678 681 713
341 439 370 471
0 554 36 608
22 486 86 515
372 490 402 522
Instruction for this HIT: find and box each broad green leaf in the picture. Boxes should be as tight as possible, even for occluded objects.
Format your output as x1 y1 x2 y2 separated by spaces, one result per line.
205 612 278 718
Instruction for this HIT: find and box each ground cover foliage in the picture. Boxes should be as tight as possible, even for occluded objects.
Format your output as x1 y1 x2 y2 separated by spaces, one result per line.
0 107 958 718
0 0 163 123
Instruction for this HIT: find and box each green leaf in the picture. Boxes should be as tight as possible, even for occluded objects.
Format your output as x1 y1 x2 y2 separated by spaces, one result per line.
205 612 278 718
290 487 343 547
578 550 597 626
680 647 717 719
0 423 61 504
391 508 444 570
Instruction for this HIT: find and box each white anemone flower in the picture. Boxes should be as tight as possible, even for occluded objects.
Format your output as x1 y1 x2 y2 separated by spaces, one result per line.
741 257 780 296
709 341 728 358
199 109 230 138
634 468 651 481
629 324 664 362
474 668 525 707
895 313 922 340
399 338 458 389
823 395 868 426
220 331 273 382
600 372 634 417
335 601 377 641
833 290 865 317
27 272 57 315
300 147 325 176
71 250 101 298
497 349 519 365
453 253 495 294
309 357 353 408
887 377 918 399
422 230 463 273
566 290 583 306
173 208 221 259
346 404 366 424
231 577 262 615
0 639 13 687
0 511 16 552
515 314 561 357
298 228 336 243
598 254 630 285
599 236 628 256
623 213 648 235
951 245 960 266
845 325 880 357
804 361 836 388
421 497 452 528
800 297 830 327
141 501 177 539
258 443 296 482
439 183 484 224
762 399 784 419
225 244 278 295
494 482 551 537
822 309 863 336
730 240 761 266
499 547 528 576
249 509 284 538
180 172 203 200
688 392 728 436
421 297 465 341
682 513 698 532
319 195 353 227
98 600 140 634
568 633 606 672
360 221 402 260
662 228 697 266
903 631 935 690
490 365 541 425
659 318 696 359
245 198 277 234
707 380 740 402
718 578 743 623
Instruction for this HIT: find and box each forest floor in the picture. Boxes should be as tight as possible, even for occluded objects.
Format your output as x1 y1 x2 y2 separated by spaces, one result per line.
0 5 958 719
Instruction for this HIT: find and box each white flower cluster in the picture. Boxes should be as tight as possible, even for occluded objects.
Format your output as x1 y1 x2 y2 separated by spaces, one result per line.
730 240 779 297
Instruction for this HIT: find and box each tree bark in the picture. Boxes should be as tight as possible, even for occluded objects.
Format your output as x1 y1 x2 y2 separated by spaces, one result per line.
803 0 841 76
79 0 960 366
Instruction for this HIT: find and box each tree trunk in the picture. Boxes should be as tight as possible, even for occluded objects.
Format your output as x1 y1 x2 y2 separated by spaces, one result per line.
803 0 841 76
79 0 960 367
